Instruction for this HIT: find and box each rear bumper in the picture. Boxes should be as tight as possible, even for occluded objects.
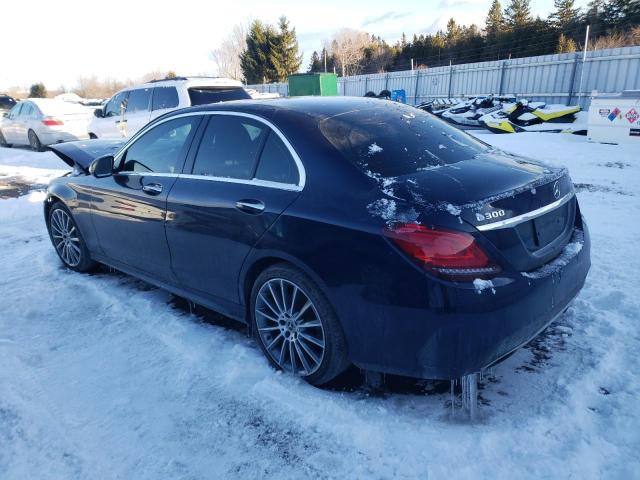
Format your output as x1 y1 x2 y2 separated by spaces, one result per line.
348 223 591 380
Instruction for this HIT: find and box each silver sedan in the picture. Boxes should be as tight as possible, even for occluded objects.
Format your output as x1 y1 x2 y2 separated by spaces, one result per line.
0 98 91 151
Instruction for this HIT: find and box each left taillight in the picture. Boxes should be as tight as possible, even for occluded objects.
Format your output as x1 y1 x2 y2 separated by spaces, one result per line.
383 223 500 280
42 117 64 126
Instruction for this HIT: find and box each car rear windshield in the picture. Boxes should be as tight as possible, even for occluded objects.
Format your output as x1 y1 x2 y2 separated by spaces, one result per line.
318 101 489 178
0 96 16 109
188 87 251 105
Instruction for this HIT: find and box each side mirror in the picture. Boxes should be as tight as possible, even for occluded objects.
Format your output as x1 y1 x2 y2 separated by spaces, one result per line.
89 155 114 178
94 108 104 118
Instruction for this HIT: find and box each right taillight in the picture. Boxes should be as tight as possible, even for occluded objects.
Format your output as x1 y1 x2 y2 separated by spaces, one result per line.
383 223 500 280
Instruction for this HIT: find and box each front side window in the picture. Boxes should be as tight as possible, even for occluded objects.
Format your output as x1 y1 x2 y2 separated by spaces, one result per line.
255 132 299 185
152 87 179 111
118 116 199 174
125 88 152 114
192 116 267 179
104 92 128 118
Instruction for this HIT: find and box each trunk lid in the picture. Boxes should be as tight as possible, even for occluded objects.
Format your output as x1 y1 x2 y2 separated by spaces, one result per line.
394 152 576 272
48 139 125 171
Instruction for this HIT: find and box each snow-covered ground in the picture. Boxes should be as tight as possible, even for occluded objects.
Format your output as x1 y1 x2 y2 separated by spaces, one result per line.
0 135 639 479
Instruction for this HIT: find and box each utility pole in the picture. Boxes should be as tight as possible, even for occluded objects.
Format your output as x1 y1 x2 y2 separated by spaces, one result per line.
577 25 590 105
324 50 327 73
411 58 414 71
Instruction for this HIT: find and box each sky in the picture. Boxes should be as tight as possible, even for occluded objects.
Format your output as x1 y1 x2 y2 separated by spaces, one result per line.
0 0 589 91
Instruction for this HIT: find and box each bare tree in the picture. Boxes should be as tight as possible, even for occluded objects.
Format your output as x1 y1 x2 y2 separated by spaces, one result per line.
211 23 248 81
326 29 370 76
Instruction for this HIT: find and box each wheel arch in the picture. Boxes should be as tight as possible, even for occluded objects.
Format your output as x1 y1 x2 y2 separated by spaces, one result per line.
239 252 334 325
44 184 78 225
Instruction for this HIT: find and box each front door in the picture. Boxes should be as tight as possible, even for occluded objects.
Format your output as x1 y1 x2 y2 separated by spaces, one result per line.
122 87 152 138
99 91 129 139
90 115 202 282
166 114 303 308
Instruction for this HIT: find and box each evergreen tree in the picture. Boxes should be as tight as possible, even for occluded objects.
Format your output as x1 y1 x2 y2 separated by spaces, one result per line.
445 18 462 44
308 51 322 72
29 83 47 98
550 0 580 29
505 0 533 27
486 0 505 37
271 16 303 82
241 20 275 84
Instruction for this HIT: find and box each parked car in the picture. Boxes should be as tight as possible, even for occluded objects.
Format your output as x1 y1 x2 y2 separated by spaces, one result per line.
0 94 17 114
0 98 91 150
44 97 590 386
88 77 251 140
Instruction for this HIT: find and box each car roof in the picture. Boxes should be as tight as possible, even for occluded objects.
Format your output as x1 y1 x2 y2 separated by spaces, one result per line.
133 77 244 89
22 98 89 114
159 96 406 123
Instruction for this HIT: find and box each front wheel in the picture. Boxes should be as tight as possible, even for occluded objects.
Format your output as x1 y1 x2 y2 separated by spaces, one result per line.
251 264 349 386
48 203 96 272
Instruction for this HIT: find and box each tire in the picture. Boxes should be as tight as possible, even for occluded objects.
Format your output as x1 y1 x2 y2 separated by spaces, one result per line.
47 202 97 272
89 133 98 139
379 89 391 99
0 131 11 148
28 129 43 152
250 264 349 386
364 91 377 98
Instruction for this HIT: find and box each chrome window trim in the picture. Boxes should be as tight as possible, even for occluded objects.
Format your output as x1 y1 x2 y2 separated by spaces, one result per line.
475 192 574 231
116 171 301 191
113 110 306 191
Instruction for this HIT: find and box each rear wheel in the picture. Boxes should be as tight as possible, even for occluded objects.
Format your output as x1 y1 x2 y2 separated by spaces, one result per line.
47 203 96 272
0 131 11 147
28 129 43 151
251 264 349 386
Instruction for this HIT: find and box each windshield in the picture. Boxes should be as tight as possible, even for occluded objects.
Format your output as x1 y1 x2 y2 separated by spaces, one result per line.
188 87 251 105
319 101 489 178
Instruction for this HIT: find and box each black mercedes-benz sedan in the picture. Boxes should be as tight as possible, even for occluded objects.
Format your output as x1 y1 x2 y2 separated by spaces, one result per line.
45 97 590 386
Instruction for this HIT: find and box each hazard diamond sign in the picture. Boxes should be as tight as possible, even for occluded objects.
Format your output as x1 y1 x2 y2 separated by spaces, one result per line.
626 108 639 124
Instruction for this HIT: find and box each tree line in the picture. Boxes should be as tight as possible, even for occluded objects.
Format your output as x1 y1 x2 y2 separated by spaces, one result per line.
307 0 639 75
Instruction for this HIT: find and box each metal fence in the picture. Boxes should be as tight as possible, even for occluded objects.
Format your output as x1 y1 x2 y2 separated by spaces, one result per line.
247 45 640 108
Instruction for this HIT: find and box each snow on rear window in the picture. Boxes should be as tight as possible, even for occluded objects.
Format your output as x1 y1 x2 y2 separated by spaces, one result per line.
318 101 488 178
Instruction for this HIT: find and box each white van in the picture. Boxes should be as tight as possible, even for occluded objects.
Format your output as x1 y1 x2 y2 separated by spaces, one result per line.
88 77 251 139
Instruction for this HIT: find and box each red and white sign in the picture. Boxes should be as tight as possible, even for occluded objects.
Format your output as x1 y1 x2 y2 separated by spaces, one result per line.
625 108 639 124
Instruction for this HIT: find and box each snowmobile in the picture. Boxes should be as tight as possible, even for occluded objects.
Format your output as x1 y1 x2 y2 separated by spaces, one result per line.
416 98 462 116
479 100 587 134
440 95 517 127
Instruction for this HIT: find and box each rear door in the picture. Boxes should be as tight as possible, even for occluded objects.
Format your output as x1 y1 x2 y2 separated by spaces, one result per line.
122 87 153 137
90 115 202 282
13 102 33 145
166 113 302 307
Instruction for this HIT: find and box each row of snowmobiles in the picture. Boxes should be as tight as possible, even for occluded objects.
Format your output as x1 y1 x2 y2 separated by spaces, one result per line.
416 96 587 134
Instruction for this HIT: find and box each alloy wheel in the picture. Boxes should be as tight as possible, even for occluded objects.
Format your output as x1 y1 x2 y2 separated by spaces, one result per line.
255 278 326 376
50 208 82 267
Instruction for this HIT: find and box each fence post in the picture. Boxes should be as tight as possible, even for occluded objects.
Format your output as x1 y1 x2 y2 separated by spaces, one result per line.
498 60 507 95
413 70 421 105
447 65 454 99
567 53 579 105
364 75 368 94
385 73 390 91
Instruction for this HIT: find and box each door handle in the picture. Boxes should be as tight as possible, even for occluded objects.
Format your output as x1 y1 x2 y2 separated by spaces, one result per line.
235 199 265 214
115 119 127 124
142 183 163 195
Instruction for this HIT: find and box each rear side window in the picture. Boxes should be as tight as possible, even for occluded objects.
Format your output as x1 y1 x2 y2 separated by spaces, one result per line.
188 87 251 106
152 87 179 110
319 101 489 178
255 132 299 185
21 103 33 117
105 92 128 117
125 88 152 113
192 115 267 179
119 116 199 174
